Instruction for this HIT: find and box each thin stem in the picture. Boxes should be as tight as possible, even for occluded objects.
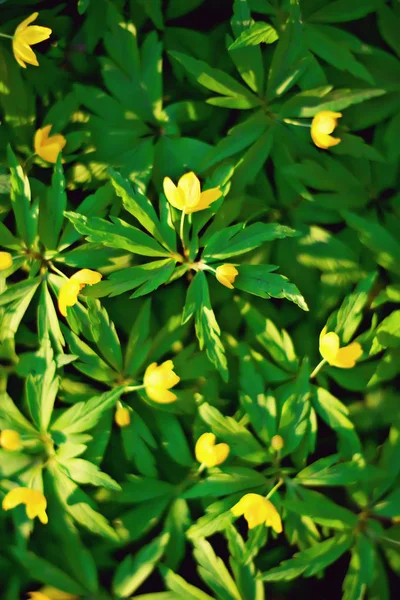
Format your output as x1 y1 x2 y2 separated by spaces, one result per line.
283 118 312 128
179 208 186 252
197 463 206 475
310 358 327 380
0 33 13 40
124 384 145 393
48 262 68 279
266 478 284 500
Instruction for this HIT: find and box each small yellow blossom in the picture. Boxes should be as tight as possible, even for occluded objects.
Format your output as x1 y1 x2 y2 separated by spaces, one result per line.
271 435 284 452
231 493 282 533
195 433 230 468
28 593 51 600
163 172 222 214
0 430 22 451
12 12 52 69
215 264 238 290
58 269 102 317
143 360 180 404
2 487 48 524
0 251 13 271
319 327 362 368
34 125 67 164
115 407 131 428
311 111 342 150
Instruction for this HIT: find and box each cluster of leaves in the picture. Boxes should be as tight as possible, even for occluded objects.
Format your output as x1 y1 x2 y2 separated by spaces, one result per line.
1 0 400 599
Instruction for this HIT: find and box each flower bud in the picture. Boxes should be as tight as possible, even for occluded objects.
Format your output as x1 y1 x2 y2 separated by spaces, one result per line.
115 407 131 428
215 264 238 289
0 252 13 271
271 435 284 451
0 430 22 451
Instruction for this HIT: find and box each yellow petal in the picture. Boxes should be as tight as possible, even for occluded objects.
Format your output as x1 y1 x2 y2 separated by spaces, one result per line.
231 493 260 517
2 487 30 511
36 141 63 163
15 12 39 35
195 433 216 466
20 25 52 46
213 442 230 466
311 130 341 149
58 279 81 317
70 269 102 285
191 187 222 213
319 331 340 365
264 499 282 534
163 177 186 210
0 252 13 271
146 387 177 404
331 342 362 369
12 39 39 67
38 508 49 524
177 172 201 208
39 587 78 600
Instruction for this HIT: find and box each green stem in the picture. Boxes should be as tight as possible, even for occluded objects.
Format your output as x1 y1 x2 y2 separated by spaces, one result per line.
310 358 327 380
48 262 68 279
197 463 206 475
283 118 311 128
0 33 13 40
179 208 186 252
266 478 284 500
124 384 145 393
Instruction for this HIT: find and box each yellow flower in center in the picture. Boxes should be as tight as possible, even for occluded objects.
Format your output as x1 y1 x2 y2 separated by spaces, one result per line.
195 432 230 467
231 493 282 533
0 251 13 271
0 430 22 451
143 360 180 404
34 125 67 163
163 172 222 214
28 593 51 600
2 487 48 524
319 327 362 368
311 111 342 149
58 269 102 317
115 407 131 428
12 12 52 69
215 264 238 289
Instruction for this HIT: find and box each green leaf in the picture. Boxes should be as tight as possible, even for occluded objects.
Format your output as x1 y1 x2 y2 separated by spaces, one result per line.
113 533 170 598
286 486 358 529
280 87 386 118
199 402 267 463
169 51 260 109
124 300 152 377
194 538 242 600
121 409 158 478
58 458 121 491
86 298 123 372
65 211 171 257
38 156 67 250
235 265 309 311
11 548 87 595
378 5 400 58
109 169 176 251
7 146 36 247
309 0 381 24
0 277 42 307
153 411 193 467
342 535 375 600
51 386 125 435
259 534 352 581
296 456 384 487
235 296 299 372
183 467 267 499
229 21 278 50
182 272 228 380
344 210 400 275
163 567 215 600
203 222 297 260
0 391 38 434
25 338 58 432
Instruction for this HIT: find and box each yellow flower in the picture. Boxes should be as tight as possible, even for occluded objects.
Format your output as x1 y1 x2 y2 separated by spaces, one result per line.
58 269 102 317
0 430 22 451
12 12 52 69
30 587 78 600
271 435 284 452
115 407 131 428
163 172 222 214
143 360 180 404
0 251 13 271
231 493 282 533
2 487 48 524
319 327 362 368
311 111 342 149
195 432 230 468
34 125 67 163
215 264 238 290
